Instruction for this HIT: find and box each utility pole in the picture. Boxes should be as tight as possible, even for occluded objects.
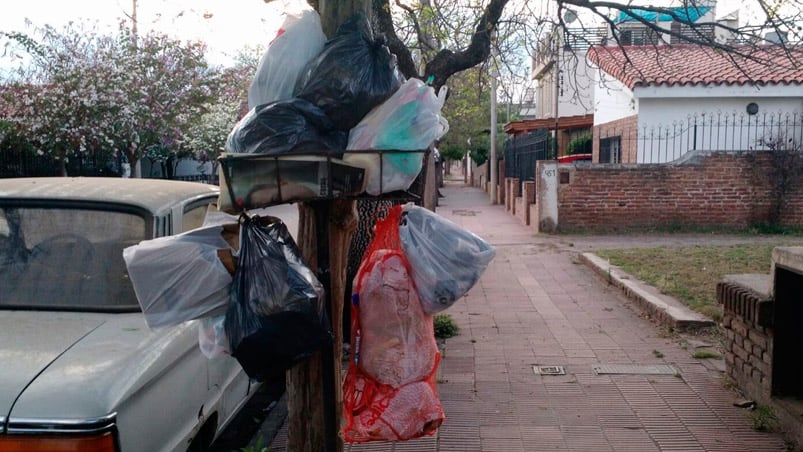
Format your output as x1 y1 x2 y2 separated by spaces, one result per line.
489 32 498 204
553 31 560 160
131 0 138 42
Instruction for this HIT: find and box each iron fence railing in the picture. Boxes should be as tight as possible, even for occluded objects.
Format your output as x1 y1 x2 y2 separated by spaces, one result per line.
0 149 122 178
598 111 803 164
505 129 550 186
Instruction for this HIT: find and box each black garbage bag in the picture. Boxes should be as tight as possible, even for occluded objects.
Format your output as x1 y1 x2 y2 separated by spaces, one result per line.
225 97 347 154
294 12 404 131
225 214 332 381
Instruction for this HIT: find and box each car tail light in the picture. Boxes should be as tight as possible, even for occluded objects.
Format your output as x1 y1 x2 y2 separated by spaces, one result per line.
0 432 116 452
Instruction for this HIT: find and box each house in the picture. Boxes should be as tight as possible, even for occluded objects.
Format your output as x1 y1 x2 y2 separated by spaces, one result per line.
588 44 803 163
507 3 725 157
520 26 604 157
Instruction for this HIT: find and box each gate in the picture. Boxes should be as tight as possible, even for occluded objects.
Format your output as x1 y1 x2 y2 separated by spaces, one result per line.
504 128 549 187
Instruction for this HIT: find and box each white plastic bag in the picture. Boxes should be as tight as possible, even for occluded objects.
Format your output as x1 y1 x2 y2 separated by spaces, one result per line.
198 314 230 359
343 78 449 195
123 225 234 329
398 204 495 314
247 2 326 109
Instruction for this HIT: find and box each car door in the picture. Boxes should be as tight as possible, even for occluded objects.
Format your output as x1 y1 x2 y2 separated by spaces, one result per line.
178 198 253 432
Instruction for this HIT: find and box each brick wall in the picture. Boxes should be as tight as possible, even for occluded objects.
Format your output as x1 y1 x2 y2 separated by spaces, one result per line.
554 151 803 231
593 115 638 163
717 281 774 404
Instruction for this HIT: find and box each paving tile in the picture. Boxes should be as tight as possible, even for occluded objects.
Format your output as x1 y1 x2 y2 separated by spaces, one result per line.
268 183 792 452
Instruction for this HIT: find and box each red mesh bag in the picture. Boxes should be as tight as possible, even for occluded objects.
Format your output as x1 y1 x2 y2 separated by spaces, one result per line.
341 205 445 443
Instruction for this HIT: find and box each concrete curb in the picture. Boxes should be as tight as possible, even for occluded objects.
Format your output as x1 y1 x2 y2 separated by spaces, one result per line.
579 252 716 330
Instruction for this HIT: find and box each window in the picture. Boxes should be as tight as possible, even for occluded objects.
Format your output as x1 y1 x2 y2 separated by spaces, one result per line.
0 206 146 310
182 203 212 232
599 136 622 164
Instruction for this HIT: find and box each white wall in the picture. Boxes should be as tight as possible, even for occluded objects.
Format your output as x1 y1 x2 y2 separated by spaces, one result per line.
536 50 596 119
636 94 803 163
559 51 596 117
592 70 637 124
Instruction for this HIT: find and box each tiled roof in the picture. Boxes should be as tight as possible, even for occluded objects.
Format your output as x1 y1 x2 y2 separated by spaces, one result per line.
588 44 803 90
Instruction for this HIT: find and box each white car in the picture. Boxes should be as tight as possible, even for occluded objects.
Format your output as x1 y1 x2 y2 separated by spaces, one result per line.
0 177 256 452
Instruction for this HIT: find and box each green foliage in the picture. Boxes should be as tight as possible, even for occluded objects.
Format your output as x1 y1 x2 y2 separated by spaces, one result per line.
439 67 493 161
439 142 466 162
434 314 459 339
749 405 779 432
470 146 489 166
567 134 592 155
240 435 268 452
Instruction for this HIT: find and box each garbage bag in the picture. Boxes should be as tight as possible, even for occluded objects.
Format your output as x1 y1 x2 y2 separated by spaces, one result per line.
294 12 404 131
344 78 449 195
342 205 444 443
123 225 234 329
224 215 332 381
399 204 495 314
226 98 347 154
248 3 325 108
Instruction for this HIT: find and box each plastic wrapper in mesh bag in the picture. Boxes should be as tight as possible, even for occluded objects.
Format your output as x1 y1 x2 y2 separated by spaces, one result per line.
294 12 404 131
225 97 347 154
224 214 332 381
399 204 495 314
247 2 326 109
342 206 444 443
123 225 234 329
344 77 449 195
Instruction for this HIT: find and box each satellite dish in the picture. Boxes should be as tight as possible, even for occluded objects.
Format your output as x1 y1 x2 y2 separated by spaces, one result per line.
564 9 578 24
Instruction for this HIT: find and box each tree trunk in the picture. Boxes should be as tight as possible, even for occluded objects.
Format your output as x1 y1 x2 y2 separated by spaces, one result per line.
316 0 372 37
287 199 356 452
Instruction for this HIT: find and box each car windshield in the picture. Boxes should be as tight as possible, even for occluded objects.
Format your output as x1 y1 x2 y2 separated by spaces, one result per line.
0 206 146 311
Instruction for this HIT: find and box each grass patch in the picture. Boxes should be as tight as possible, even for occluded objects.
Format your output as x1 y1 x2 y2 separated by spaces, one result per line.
595 241 803 321
693 350 722 359
434 314 460 339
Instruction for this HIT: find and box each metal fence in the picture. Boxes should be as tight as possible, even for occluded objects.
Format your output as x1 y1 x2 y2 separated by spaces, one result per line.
0 149 122 178
504 129 549 185
0 151 219 182
599 111 803 164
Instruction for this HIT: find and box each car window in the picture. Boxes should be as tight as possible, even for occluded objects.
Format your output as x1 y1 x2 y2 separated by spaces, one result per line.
0 206 146 311
182 203 210 232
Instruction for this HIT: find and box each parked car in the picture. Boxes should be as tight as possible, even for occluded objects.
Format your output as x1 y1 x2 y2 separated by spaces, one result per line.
557 153 592 163
0 177 256 452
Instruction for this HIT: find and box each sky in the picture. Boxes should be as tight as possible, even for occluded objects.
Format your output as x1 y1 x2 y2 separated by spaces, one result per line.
0 0 775 72
0 0 287 67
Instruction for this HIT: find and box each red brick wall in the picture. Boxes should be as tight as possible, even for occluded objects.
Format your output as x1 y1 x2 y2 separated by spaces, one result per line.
593 115 638 164
556 151 803 231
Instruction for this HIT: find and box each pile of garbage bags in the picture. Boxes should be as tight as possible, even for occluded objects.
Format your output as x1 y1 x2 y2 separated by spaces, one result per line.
123 213 332 382
342 204 495 443
122 2 488 446
219 5 449 212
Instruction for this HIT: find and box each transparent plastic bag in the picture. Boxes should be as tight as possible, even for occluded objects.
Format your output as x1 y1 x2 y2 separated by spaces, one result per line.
294 12 404 131
224 214 332 381
198 314 229 359
247 3 326 109
344 78 448 195
398 204 496 314
122 225 234 329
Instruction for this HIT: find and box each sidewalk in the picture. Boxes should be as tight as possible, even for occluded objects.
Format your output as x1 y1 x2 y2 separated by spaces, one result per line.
268 181 790 452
